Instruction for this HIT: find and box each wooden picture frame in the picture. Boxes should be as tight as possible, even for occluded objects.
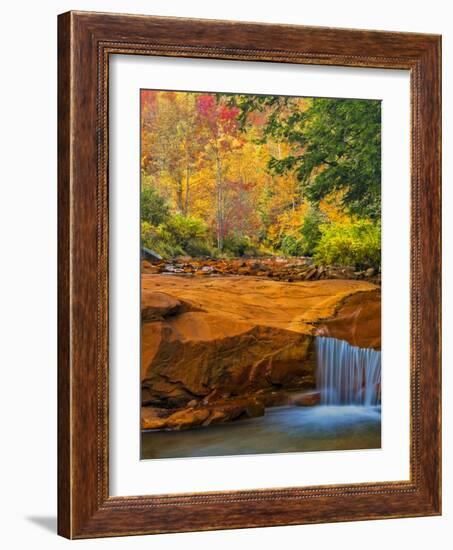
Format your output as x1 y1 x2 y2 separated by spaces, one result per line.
58 10 441 539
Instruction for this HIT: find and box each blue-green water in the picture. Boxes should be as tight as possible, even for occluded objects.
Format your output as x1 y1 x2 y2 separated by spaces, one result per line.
141 404 381 459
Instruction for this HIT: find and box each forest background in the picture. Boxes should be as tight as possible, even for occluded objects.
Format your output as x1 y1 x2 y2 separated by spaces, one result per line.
140 90 381 270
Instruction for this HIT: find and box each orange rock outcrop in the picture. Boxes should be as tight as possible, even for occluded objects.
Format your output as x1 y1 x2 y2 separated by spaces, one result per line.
140 274 380 430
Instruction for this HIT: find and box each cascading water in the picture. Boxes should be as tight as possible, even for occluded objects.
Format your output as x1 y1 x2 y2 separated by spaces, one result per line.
316 336 381 406
143 334 383 458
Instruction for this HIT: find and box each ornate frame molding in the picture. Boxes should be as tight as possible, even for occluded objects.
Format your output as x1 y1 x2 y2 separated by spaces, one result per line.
58 11 441 538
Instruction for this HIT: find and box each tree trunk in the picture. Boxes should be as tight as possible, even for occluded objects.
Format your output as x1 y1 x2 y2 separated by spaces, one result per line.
215 154 223 251
175 175 184 213
184 166 190 216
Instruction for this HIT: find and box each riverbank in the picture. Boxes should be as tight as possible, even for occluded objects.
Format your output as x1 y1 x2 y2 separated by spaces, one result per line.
142 256 381 284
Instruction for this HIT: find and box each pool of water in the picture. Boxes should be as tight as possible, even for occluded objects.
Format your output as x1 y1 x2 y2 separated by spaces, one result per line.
141 404 381 459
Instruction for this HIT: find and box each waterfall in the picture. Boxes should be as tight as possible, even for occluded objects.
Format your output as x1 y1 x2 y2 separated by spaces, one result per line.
316 337 381 406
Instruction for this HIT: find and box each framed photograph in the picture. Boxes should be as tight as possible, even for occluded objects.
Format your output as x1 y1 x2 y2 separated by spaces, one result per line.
58 11 441 538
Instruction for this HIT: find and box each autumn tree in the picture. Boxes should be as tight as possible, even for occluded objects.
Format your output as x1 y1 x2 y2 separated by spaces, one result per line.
141 91 204 215
196 95 243 250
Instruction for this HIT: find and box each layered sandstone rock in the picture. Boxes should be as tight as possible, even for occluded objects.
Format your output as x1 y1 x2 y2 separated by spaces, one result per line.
141 312 316 409
141 275 377 334
141 274 380 430
141 396 266 430
316 289 381 350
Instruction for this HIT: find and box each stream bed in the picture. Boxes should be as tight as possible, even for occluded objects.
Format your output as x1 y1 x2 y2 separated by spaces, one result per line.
141 404 381 459
141 336 382 460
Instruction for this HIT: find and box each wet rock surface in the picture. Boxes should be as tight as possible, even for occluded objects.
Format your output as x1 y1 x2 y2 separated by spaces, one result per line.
140 273 380 430
142 257 381 284
316 289 381 350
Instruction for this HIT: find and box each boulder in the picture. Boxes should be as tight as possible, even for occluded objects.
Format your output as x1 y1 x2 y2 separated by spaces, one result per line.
141 312 316 408
244 400 265 418
141 247 162 261
142 395 266 430
288 391 321 407
142 406 210 430
141 290 200 321
141 260 160 274
141 291 182 321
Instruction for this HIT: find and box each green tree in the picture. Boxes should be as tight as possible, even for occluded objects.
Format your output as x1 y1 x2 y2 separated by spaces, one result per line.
299 206 325 255
233 96 381 220
141 175 169 226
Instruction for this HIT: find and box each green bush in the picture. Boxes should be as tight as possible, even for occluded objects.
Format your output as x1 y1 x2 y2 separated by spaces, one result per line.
299 207 324 255
280 234 306 257
313 220 381 269
141 214 213 259
165 214 213 257
141 221 184 258
165 214 206 242
141 177 169 226
222 234 259 257
276 208 324 257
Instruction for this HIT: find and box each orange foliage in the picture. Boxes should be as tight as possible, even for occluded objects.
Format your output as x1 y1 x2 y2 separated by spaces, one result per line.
140 90 347 255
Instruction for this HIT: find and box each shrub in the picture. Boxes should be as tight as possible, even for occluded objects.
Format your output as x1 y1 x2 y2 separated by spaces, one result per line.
313 220 381 269
275 208 324 257
222 234 259 257
165 214 207 243
299 207 324 255
280 234 306 257
165 215 213 257
141 214 213 259
141 178 169 226
141 221 184 258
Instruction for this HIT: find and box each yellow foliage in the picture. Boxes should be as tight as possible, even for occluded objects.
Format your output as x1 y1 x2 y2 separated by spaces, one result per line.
319 193 350 223
267 203 309 246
